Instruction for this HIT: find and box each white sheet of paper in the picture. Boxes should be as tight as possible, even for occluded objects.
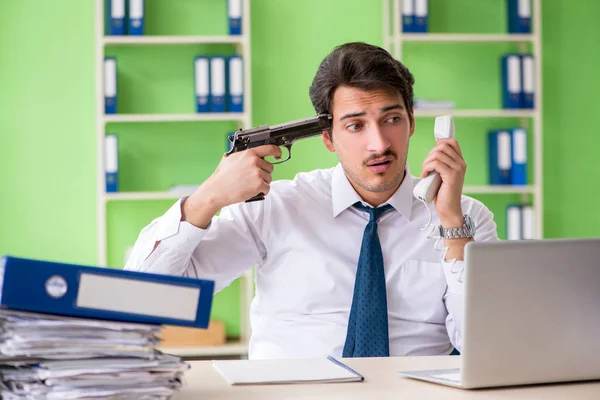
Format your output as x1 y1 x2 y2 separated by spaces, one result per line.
213 356 363 385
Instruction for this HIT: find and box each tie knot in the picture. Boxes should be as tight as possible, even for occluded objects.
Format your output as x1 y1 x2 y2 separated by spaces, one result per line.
353 202 394 222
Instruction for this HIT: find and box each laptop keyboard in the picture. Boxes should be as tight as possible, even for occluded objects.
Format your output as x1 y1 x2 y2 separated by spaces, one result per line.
431 371 461 382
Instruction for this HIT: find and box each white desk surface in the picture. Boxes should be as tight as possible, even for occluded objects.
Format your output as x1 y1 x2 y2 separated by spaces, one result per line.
174 356 600 399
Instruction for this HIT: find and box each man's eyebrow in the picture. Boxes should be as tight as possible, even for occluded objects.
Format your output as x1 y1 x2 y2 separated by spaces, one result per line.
339 111 366 121
381 104 404 112
339 104 405 121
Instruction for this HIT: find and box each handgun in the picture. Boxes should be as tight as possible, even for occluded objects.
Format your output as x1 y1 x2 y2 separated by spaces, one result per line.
225 113 332 202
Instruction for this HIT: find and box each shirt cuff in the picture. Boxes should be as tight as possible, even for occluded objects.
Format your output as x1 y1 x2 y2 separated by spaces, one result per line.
442 259 465 295
152 197 210 255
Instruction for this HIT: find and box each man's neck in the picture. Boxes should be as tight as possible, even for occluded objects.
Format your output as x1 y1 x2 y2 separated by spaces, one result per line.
350 170 406 208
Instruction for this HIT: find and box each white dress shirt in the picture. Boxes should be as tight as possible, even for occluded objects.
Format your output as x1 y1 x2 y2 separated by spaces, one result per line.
125 164 499 359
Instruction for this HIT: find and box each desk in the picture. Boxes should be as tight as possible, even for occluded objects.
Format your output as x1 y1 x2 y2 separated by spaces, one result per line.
174 356 600 399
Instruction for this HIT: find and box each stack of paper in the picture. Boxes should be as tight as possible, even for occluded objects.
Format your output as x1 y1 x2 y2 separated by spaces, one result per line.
0 310 189 399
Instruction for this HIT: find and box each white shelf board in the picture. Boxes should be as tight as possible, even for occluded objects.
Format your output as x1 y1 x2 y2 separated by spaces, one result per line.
159 341 248 358
395 33 534 43
105 186 534 202
414 109 535 118
104 113 247 123
105 191 194 201
103 35 246 46
463 185 535 194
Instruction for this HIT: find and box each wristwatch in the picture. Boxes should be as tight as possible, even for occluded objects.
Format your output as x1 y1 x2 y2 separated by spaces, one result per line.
439 215 475 239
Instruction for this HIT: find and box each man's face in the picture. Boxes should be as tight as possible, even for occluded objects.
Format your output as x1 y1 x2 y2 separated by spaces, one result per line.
322 86 415 201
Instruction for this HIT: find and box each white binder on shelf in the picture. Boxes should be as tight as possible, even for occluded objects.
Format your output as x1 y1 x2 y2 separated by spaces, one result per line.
521 54 535 109
227 56 244 113
521 205 535 239
506 205 523 240
194 57 210 113
210 57 226 112
104 134 118 193
104 57 117 114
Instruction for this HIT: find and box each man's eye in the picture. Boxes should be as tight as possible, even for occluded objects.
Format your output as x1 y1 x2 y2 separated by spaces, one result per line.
385 116 401 123
347 123 362 132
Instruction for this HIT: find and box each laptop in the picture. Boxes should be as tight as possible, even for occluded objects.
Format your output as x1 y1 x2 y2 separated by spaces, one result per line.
399 238 600 389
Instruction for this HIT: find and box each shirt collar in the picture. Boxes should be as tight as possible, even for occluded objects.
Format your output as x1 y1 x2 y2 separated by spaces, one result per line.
331 163 414 221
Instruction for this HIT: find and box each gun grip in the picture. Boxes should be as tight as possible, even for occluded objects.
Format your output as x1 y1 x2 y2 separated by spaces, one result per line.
245 193 265 202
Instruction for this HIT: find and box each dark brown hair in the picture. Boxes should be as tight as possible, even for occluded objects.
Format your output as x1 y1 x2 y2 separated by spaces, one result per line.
309 42 415 123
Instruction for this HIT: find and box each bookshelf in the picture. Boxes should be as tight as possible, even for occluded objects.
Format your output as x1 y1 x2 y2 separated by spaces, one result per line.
95 0 252 358
383 0 543 239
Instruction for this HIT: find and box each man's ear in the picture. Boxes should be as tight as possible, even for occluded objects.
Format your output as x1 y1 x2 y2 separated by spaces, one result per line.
322 130 335 152
409 110 416 138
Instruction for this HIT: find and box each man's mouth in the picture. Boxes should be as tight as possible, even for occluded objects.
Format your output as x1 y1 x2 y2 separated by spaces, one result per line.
366 157 394 173
366 157 393 166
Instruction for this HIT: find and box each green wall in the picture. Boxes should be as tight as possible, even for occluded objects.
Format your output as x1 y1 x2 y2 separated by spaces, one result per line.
1 0 598 337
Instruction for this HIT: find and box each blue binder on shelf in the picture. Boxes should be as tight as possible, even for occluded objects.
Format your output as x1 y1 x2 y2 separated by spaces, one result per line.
0 256 215 328
105 134 118 192
413 0 428 33
488 130 512 185
507 0 531 34
194 56 210 113
128 0 144 35
210 57 226 112
506 205 523 240
521 54 535 109
401 0 415 33
104 57 117 114
510 128 527 185
501 54 522 109
228 0 242 35
106 0 125 35
227 56 244 113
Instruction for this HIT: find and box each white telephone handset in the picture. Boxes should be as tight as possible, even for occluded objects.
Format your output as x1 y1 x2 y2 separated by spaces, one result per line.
412 115 455 203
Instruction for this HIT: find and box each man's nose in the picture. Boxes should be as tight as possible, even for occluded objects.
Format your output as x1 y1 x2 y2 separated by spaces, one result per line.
366 125 391 153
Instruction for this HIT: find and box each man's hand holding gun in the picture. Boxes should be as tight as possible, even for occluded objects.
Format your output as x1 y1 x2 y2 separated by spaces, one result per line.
181 114 332 229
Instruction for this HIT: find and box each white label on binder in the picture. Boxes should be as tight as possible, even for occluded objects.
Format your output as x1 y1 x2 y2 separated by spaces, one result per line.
507 55 521 93
229 0 242 18
130 0 143 19
77 273 200 321
111 0 125 18
211 58 226 96
229 57 243 96
513 129 527 164
507 206 522 240
402 0 414 15
497 131 511 170
518 0 531 18
522 55 535 93
104 58 117 97
105 135 118 173
522 205 534 239
415 0 428 17
195 58 209 96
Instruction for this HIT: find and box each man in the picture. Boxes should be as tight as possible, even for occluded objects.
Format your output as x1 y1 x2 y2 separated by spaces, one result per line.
125 42 499 359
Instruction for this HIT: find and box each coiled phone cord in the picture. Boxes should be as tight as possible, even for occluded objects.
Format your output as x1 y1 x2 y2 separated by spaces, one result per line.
418 198 464 283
